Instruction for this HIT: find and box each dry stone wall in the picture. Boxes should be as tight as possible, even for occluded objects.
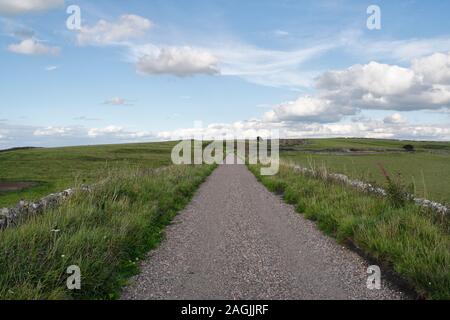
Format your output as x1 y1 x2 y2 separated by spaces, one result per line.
0 186 90 230
291 165 448 216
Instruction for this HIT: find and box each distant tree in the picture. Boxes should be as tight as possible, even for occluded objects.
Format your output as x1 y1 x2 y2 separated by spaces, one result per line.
403 144 415 152
257 136 262 142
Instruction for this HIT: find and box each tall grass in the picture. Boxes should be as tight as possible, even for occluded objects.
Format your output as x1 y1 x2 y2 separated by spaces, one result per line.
249 163 450 300
0 164 215 299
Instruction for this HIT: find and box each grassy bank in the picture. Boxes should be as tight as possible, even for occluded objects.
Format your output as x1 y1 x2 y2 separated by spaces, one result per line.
0 141 178 207
280 138 450 204
249 163 450 299
0 164 215 299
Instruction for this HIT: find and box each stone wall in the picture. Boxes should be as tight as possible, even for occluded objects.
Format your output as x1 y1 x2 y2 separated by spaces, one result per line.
0 186 90 230
291 165 448 216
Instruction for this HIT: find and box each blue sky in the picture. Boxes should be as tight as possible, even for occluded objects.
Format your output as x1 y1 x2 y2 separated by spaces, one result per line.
1 0 450 148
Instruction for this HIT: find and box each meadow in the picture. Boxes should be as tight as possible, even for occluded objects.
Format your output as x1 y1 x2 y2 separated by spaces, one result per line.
0 141 179 207
280 138 450 204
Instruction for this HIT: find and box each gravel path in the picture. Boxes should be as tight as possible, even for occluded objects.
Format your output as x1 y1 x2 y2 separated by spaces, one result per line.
121 159 408 300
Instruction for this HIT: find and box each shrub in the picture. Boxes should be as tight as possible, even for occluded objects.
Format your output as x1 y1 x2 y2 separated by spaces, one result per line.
403 144 415 152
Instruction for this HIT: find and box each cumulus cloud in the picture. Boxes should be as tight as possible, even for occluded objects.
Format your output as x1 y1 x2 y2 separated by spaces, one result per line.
136 46 219 76
0 0 63 15
412 52 450 85
76 14 152 46
8 38 60 55
264 52 450 123
264 96 354 123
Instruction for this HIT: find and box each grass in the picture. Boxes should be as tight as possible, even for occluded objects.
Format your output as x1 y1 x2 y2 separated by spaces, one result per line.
0 163 215 299
0 141 179 207
281 138 450 204
280 137 450 152
249 163 450 299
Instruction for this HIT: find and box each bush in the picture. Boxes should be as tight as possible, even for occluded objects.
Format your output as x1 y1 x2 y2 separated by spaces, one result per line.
403 144 415 152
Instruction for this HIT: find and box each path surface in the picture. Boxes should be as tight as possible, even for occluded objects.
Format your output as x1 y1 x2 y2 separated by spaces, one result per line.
122 159 407 300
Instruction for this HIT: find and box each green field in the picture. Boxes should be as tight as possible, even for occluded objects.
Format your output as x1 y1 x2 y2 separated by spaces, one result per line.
281 138 450 204
0 142 179 207
1 138 449 207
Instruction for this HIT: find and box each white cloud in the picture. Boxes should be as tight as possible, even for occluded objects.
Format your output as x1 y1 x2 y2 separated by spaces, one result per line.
77 14 152 46
31 125 152 140
128 38 333 85
341 31 450 63
412 52 450 85
8 38 60 55
317 59 450 112
33 126 73 136
264 96 354 123
0 123 157 149
103 97 133 106
87 125 153 139
383 113 406 125
265 52 450 123
158 117 450 141
318 62 416 97
212 42 332 88
0 0 63 15
136 46 219 76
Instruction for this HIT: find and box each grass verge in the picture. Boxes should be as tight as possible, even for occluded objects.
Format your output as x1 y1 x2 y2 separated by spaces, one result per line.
0 164 215 299
248 163 450 300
